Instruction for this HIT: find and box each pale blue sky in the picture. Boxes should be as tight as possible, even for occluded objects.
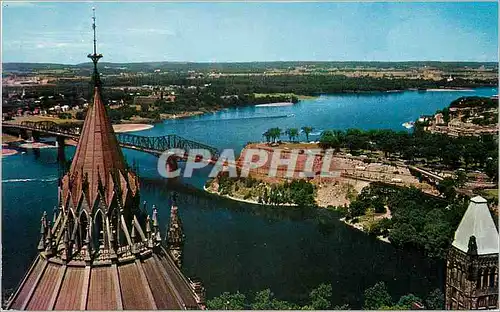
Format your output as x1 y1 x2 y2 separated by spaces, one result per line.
2 1 498 64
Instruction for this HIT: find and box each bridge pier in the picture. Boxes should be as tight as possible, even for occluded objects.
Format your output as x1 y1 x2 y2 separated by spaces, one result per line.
166 157 179 173
32 131 41 142
56 136 66 162
33 148 41 159
20 129 29 140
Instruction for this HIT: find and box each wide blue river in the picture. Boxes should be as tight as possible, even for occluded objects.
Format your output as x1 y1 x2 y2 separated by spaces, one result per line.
2 87 496 307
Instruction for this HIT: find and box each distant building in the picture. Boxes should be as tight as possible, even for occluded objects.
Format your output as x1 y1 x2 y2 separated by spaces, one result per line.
445 196 499 310
435 113 445 125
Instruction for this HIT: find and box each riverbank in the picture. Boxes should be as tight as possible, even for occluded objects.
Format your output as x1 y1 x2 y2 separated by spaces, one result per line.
1 146 18 157
113 123 154 133
204 185 300 207
18 142 56 149
426 88 474 92
340 216 391 244
2 133 23 143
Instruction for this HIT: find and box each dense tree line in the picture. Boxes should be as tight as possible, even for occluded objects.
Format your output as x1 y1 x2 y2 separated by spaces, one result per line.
318 128 498 181
346 183 470 259
4 60 498 75
216 176 316 208
204 75 495 96
206 281 444 310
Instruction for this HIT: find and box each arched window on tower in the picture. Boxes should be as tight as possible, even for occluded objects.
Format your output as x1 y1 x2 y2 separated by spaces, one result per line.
483 268 489 289
459 269 464 288
477 269 483 289
489 268 496 288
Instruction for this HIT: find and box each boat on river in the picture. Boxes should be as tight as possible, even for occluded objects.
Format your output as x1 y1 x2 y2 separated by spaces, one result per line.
402 121 415 129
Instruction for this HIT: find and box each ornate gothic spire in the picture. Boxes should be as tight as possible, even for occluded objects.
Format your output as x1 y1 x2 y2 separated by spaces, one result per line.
66 7 133 209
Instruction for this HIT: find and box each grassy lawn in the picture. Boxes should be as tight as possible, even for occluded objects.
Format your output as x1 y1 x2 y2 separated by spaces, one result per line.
2 133 23 143
480 189 499 202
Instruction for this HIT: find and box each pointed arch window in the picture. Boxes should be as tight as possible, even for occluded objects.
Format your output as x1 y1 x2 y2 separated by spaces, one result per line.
489 268 496 288
477 269 483 289
483 268 489 289
94 210 105 249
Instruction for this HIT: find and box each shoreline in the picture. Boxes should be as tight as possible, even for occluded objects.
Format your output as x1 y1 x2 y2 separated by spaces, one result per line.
339 217 391 244
203 185 298 207
205 182 391 244
203 185 267 206
18 142 56 149
1 148 18 157
113 123 154 133
426 88 474 92
255 102 294 107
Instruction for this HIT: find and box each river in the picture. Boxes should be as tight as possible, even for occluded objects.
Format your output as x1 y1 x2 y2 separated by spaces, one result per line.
2 87 497 307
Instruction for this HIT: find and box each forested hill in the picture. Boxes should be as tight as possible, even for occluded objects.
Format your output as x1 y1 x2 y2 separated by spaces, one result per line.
4 61 498 74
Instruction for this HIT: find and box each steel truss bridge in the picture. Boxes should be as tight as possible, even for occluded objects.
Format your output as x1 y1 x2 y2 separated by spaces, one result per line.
3 121 220 159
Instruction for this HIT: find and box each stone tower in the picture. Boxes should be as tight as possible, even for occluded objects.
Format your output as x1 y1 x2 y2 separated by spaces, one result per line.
5 9 204 310
445 196 499 310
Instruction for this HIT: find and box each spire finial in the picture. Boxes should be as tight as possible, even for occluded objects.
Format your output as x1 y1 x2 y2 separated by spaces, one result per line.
92 7 97 56
88 7 103 87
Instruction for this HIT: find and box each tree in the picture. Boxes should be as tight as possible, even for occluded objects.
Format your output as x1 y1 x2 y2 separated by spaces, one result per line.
454 170 467 188
436 177 456 200
485 156 498 182
289 128 299 142
425 289 444 310
267 127 283 143
309 283 332 310
397 294 422 310
207 291 247 310
302 126 314 142
75 110 87 120
285 128 293 142
363 282 392 309
263 130 271 144
319 130 340 151
348 201 367 218
251 289 297 310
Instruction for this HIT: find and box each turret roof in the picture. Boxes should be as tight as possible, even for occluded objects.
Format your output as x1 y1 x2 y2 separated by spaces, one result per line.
452 196 499 255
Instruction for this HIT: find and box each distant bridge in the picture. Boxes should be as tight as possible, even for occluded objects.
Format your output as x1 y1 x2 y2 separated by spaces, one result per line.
407 165 445 183
3 121 220 160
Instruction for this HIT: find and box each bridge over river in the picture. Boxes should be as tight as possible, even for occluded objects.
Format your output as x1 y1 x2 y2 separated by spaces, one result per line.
3 121 220 161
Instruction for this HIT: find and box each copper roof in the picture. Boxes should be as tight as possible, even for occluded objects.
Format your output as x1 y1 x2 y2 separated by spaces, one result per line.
69 87 127 208
7 247 199 310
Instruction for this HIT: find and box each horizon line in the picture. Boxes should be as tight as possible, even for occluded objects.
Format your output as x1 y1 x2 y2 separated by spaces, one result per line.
4 60 499 66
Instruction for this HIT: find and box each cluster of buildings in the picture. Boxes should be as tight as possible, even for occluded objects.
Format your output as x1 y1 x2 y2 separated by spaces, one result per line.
422 97 498 137
2 75 52 87
2 89 89 120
